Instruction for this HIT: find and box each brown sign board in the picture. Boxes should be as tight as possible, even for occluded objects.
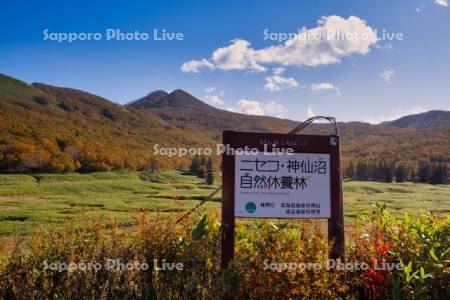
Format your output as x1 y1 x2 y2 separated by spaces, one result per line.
221 130 345 268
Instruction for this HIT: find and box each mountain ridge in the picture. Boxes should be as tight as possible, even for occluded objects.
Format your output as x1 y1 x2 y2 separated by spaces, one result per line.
1 73 449 173
383 110 450 129
130 88 450 130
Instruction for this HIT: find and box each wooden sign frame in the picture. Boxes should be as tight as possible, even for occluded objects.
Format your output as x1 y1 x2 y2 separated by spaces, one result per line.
221 130 344 268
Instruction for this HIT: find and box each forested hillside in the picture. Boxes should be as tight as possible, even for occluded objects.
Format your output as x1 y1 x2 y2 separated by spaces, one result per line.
1 73 449 181
0 74 214 172
130 89 450 182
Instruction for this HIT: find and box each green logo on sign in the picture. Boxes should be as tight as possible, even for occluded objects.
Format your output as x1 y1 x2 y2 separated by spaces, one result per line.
245 202 257 214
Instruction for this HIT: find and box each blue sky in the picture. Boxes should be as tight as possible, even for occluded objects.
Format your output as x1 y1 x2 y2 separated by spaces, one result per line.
0 0 449 122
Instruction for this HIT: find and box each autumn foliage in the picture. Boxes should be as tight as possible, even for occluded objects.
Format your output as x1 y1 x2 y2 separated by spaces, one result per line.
0 207 448 299
1 73 449 176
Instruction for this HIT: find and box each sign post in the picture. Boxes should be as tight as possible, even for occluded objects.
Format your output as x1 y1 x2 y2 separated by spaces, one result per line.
221 130 344 268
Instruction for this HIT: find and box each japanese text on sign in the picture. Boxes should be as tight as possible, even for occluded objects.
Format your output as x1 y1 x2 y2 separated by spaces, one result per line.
235 152 331 218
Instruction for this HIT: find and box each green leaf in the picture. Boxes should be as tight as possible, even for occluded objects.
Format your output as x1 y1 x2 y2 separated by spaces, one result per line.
429 249 439 262
192 213 208 240
420 267 425 279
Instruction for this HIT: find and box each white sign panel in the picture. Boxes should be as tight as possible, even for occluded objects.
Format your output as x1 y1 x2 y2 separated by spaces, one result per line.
235 152 331 218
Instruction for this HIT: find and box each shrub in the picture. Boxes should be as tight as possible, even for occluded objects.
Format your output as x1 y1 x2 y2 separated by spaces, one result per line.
101 108 116 121
57 101 73 112
0 208 448 299
32 96 49 106
347 204 450 299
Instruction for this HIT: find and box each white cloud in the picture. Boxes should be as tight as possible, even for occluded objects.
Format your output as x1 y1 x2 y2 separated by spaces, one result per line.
366 105 426 124
307 106 316 118
273 67 285 75
204 86 224 105
264 101 288 117
310 82 341 96
226 99 287 117
210 39 267 72
205 95 224 105
264 75 299 92
181 16 378 73
380 69 395 83
435 0 448 7
226 99 265 115
181 58 214 73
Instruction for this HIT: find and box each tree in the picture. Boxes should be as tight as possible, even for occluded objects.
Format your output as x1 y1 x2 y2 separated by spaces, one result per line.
33 96 49 106
198 165 207 178
101 108 115 121
395 164 406 183
355 161 369 181
410 168 416 182
190 155 200 174
345 160 355 179
444 164 449 184
430 164 447 184
206 157 214 185
148 157 159 173
418 162 431 183
370 161 382 181
381 161 394 183
57 101 73 112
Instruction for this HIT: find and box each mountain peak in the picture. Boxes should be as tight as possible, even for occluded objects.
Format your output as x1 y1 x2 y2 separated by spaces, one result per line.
169 89 189 96
149 89 169 98
127 88 214 111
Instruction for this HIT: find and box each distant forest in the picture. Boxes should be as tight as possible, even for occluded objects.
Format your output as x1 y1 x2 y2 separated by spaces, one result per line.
344 159 448 184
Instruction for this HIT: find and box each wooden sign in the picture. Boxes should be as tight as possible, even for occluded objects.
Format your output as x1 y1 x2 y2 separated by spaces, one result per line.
221 131 344 268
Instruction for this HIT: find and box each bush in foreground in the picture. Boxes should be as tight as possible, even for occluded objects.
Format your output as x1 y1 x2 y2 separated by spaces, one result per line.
0 207 448 299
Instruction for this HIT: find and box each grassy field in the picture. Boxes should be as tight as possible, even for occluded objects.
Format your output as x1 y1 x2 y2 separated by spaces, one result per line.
0 171 449 236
